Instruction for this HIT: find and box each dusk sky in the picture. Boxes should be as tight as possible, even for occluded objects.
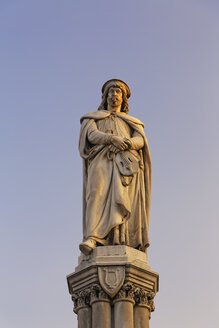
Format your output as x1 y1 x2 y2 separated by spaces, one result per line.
1 1 219 327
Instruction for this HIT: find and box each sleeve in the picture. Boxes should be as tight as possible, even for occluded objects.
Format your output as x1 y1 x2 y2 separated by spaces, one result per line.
129 130 144 150
87 121 112 145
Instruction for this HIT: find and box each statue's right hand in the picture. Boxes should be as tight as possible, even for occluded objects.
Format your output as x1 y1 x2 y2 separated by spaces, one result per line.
109 145 120 153
111 136 128 150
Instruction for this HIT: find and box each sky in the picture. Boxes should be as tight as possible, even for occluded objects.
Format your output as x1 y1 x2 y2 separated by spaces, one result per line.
1 0 219 327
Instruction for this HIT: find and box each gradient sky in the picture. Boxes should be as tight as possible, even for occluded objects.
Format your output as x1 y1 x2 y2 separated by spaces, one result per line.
1 1 219 327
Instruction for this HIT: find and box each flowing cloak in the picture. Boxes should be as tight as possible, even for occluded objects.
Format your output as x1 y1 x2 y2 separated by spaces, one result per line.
79 110 152 250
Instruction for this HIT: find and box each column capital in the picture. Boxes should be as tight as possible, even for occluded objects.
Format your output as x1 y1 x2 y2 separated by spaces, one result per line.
113 282 135 304
90 284 111 305
72 288 91 314
134 288 155 312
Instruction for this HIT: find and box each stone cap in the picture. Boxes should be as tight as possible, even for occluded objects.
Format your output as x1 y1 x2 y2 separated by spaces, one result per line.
67 246 159 297
75 245 151 272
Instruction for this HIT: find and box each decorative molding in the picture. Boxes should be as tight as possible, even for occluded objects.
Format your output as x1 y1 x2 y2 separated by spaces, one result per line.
113 282 135 304
71 281 156 316
90 284 110 305
134 288 155 312
72 288 91 313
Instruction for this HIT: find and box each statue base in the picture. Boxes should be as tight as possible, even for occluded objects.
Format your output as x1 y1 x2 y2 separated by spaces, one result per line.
67 246 159 328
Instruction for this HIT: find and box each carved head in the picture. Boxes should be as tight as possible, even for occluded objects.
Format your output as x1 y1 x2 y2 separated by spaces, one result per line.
98 79 131 113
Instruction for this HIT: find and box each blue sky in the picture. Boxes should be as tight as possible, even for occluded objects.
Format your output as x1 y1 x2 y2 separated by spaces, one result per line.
1 1 219 327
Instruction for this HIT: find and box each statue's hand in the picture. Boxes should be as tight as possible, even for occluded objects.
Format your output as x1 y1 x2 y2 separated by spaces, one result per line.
109 145 120 153
111 136 129 151
123 138 132 149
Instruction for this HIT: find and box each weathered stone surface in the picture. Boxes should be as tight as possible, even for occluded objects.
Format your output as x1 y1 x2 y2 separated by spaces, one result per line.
79 79 152 255
67 246 158 328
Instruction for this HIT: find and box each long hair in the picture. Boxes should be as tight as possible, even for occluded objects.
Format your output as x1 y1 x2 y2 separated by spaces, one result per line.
98 85 130 113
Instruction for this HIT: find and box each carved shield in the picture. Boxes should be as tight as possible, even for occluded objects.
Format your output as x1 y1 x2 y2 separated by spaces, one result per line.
98 266 125 297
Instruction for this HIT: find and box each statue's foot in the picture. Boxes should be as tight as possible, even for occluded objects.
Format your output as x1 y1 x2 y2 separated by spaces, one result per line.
79 239 96 255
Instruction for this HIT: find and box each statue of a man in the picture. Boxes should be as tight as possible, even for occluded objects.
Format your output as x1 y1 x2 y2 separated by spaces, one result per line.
79 79 151 256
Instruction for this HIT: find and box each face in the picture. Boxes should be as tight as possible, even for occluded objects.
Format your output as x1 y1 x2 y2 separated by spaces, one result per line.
107 87 123 109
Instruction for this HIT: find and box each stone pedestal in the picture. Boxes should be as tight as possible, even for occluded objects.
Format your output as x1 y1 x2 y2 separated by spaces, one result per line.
67 246 159 328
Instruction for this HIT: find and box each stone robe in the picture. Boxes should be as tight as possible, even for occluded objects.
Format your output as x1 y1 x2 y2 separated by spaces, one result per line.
79 110 151 251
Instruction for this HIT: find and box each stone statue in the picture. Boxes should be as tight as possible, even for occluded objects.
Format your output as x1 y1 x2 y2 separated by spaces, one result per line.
79 79 151 256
